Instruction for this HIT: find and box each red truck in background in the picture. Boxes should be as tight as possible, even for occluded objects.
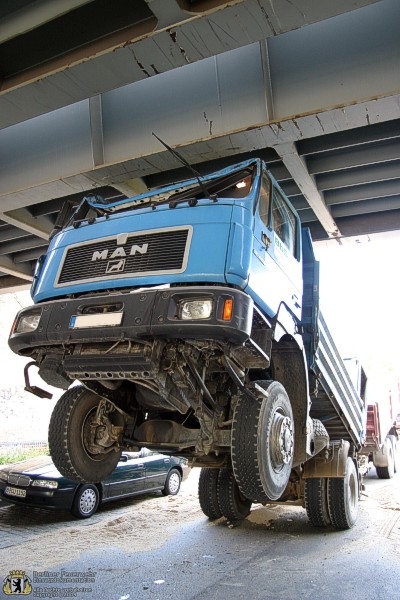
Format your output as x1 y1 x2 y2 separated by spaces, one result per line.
361 377 399 478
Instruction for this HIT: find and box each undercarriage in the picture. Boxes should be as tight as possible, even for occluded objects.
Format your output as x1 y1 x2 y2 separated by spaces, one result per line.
11 285 359 530
45 335 273 478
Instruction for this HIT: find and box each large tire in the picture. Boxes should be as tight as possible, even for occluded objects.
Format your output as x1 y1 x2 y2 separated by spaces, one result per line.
388 435 398 473
198 468 223 520
71 484 100 519
327 457 359 530
49 386 122 483
304 478 331 528
162 468 181 496
217 468 252 524
232 380 294 502
375 439 395 479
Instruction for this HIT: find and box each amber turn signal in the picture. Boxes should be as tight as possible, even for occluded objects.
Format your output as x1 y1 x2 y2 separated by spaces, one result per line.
222 298 233 321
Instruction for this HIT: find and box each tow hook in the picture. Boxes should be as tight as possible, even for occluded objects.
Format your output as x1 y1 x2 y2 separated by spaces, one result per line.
24 361 53 399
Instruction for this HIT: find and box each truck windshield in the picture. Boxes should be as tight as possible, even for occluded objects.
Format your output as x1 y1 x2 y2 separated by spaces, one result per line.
94 165 255 213
50 162 256 237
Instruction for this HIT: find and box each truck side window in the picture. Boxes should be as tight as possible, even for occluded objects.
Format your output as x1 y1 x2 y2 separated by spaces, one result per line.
259 175 271 227
271 188 296 256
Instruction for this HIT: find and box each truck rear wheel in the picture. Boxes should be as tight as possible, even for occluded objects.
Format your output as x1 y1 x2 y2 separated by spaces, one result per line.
217 468 252 524
304 478 331 528
232 380 294 502
375 438 395 479
327 457 359 530
388 435 398 473
198 468 223 520
49 386 122 483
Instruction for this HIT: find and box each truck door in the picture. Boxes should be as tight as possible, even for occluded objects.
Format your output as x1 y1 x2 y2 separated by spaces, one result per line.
249 171 302 322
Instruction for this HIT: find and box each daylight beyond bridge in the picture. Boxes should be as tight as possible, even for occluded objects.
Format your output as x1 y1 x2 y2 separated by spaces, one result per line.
1 0 400 292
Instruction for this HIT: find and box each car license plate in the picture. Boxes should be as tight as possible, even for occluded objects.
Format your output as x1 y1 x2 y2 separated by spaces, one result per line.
69 312 123 328
5 486 26 498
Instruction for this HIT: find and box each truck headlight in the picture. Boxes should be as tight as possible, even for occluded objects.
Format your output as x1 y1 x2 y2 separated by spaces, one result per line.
14 310 42 334
179 299 213 320
32 480 58 489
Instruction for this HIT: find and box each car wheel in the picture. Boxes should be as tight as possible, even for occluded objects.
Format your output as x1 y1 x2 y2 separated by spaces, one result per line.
162 468 181 496
71 484 100 519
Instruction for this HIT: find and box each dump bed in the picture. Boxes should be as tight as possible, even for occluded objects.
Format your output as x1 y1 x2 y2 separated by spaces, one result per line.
301 229 366 449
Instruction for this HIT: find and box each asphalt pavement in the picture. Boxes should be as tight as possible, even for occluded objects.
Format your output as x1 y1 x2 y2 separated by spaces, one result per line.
0 468 399 600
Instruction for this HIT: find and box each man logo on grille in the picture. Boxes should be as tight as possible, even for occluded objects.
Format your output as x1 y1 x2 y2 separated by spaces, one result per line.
92 243 149 262
106 259 126 273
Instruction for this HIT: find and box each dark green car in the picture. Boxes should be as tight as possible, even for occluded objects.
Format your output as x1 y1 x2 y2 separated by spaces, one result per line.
0 449 189 519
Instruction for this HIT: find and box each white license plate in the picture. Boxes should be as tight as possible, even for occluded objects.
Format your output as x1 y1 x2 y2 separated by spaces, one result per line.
69 312 123 329
5 486 26 498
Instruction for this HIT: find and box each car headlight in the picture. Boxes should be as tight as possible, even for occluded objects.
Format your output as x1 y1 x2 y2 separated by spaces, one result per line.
179 299 213 320
0 471 8 482
14 310 42 334
31 479 58 489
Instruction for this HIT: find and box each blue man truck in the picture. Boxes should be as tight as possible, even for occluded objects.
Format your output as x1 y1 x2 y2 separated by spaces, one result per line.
9 158 367 529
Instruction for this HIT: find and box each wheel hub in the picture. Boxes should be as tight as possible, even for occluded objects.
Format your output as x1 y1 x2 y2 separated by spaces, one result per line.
271 412 294 468
168 472 180 494
79 489 97 514
84 400 124 454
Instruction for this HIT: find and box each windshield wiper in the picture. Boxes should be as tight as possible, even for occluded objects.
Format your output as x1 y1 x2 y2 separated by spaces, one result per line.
152 133 217 204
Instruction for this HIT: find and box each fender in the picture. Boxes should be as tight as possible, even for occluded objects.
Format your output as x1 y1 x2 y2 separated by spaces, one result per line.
373 437 393 467
273 300 302 344
303 440 350 478
271 333 310 467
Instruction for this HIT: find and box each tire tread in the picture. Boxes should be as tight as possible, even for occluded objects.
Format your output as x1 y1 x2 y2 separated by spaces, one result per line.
49 387 86 482
304 478 331 528
327 458 358 530
198 468 222 519
217 468 251 523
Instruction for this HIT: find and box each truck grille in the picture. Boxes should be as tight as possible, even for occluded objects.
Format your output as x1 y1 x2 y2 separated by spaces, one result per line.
56 227 191 286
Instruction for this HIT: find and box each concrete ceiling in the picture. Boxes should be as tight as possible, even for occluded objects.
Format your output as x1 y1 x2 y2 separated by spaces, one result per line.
1 0 400 292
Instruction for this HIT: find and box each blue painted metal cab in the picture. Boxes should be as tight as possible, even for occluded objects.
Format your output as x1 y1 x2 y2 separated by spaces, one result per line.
32 159 302 326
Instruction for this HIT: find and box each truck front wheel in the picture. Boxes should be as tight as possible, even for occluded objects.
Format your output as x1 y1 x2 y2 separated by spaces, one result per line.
232 380 294 502
49 386 122 483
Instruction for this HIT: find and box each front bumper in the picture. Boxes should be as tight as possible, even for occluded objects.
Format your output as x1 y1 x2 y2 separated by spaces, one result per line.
9 285 253 357
0 482 75 511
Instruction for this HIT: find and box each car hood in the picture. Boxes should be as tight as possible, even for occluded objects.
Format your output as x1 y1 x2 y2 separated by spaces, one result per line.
0 455 62 479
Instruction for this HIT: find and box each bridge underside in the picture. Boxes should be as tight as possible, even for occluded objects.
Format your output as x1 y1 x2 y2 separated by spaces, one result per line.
0 0 399 292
